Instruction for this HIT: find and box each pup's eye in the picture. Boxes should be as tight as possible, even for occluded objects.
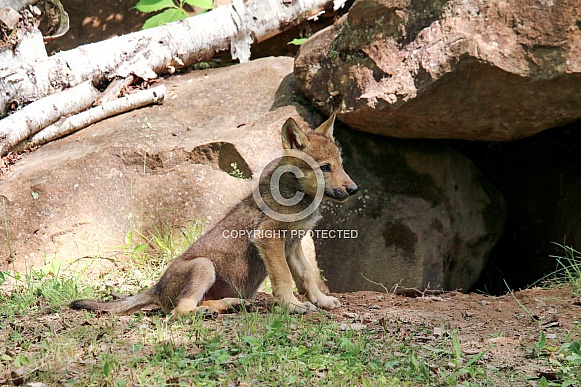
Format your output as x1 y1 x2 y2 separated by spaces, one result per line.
320 164 331 172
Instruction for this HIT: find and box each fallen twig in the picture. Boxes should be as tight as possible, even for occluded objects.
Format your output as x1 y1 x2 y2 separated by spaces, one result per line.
361 273 390 293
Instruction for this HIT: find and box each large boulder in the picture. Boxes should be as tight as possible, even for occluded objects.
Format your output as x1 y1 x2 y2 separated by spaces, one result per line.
0 55 505 295
294 0 581 141
314 127 505 293
0 57 321 272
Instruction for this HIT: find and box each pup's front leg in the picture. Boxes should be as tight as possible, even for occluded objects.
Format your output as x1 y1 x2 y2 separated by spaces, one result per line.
287 238 341 310
254 234 316 314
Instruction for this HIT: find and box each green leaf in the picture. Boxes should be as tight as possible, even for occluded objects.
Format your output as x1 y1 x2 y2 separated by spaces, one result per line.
410 353 419 370
288 38 308 46
42 260 61 276
133 243 148 253
14 354 30 367
210 349 230 364
539 376 549 387
537 331 547 351
134 0 176 13
243 336 261 348
132 342 144 353
452 335 462 360
125 231 132 246
114 380 127 387
64 379 77 387
0 270 8 285
184 0 214 9
103 360 111 377
142 8 189 29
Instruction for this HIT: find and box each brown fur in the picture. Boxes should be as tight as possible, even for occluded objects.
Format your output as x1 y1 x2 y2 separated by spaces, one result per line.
70 114 358 316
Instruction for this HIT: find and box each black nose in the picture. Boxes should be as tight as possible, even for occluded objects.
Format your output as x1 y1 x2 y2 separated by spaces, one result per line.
346 185 359 196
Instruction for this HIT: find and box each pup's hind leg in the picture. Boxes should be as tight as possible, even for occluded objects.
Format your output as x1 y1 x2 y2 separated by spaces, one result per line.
172 257 217 317
200 298 251 314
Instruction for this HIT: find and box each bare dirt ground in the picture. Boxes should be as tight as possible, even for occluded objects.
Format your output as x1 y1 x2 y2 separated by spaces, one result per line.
276 287 579 381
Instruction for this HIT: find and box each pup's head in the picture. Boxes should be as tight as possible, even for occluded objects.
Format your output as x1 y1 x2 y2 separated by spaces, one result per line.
281 113 358 202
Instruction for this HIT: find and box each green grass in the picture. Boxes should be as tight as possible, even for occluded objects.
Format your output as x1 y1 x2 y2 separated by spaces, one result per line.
0 264 511 387
546 244 581 295
0 263 500 386
534 243 581 386
0 272 502 386
2 241 581 385
0 264 93 319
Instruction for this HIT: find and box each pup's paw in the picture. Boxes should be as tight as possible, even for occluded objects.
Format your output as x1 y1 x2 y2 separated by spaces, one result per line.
194 305 219 319
286 301 317 314
172 305 218 320
315 295 341 310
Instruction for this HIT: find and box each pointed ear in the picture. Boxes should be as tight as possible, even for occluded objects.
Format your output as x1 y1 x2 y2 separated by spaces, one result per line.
314 112 336 138
281 118 310 150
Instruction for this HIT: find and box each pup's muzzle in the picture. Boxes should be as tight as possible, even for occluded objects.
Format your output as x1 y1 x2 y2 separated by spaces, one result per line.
325 184 359 201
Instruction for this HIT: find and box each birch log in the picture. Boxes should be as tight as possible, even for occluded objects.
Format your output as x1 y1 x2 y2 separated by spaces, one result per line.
0 0 340 115
17 85 166 151
1 0 35 12
0 82 99 155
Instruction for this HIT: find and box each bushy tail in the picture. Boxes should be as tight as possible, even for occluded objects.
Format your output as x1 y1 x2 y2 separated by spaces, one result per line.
70 288 157 314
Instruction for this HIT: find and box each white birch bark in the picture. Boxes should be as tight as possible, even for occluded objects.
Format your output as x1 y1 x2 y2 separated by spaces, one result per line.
1 0 34 12
17 85 166 151
0 82 99 155
0 0 338 115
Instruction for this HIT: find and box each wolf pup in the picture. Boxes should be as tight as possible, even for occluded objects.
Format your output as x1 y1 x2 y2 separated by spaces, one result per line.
70 113 358 316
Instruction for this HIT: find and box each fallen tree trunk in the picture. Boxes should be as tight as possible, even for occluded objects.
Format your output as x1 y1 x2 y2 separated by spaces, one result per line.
16 85 166 151
1 0 35 12
0 0 340 116
0 82 99 155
